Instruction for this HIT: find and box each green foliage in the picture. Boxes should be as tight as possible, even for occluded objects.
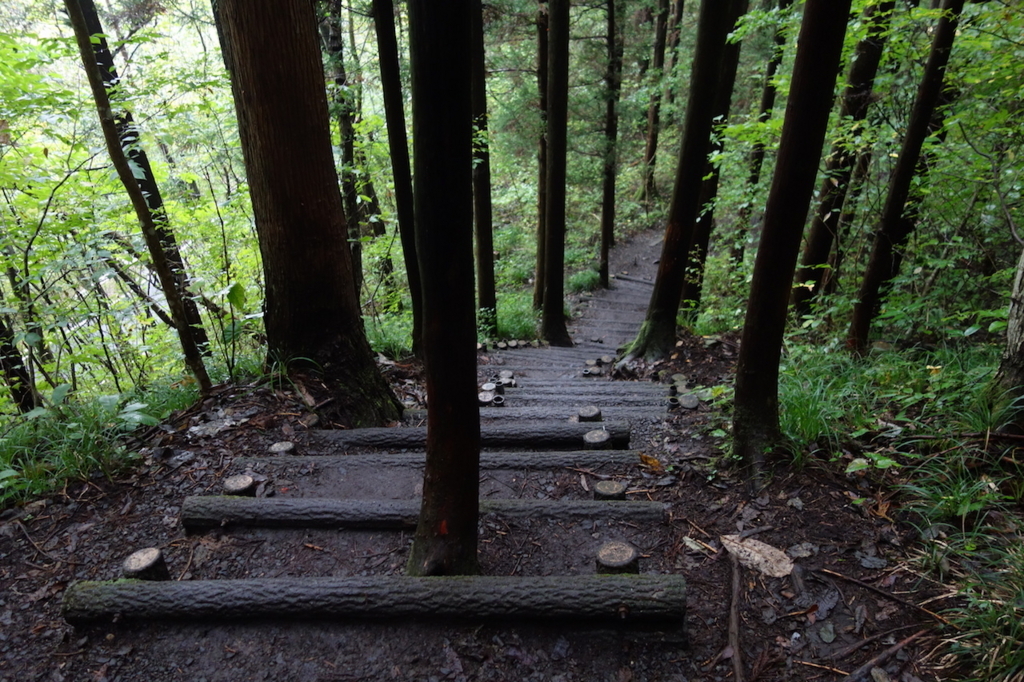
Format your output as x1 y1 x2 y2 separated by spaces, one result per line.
364 313 413 360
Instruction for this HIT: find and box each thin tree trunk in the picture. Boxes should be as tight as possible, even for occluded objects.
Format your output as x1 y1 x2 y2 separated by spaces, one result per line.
639 0 670 202
215 0 400 425
679 0 748 311
626 0 734 360
822 148 873 297
66 0 211 393
792 0 895 316
78 0 209 353
405 0 480 576
732 0 792 262
996 247 1024 416
732 0 852 485
540 0 573 346
472 0 498 338
599 0 623 288
0 311 39 413
847 0 965 353
663 0 686 108
533 2 549 311
372 0 423 357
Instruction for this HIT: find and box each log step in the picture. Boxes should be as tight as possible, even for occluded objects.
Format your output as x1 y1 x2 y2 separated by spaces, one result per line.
180 496 667 531
306 421 630 450
62 574 686 627
236 449 642 470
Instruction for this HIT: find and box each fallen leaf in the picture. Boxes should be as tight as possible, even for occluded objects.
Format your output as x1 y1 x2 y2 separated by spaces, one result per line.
639 453 664 472
721 535 794 578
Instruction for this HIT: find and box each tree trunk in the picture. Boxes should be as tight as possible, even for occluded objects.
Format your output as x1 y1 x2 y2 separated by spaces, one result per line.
372 0 423 357
472 0 498 337
533 2 549 311
78 0 210 354
679 0 748 312
626 0 734 360
599 0 623 288
732 0 792 262
540 0 573 346
995 247 1024 417
639 0 670 202
822 147 874 297
847 0 965 353
66 0 211 393
405 0 480 576
732 0 852 485
0 312 39 413
792 0 895 316
663 0 686 108
214 0 400 425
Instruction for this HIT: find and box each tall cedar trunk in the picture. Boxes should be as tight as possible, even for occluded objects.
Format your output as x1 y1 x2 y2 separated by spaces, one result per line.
995 247 1024 422
325 2 363 300
599 0 623 288
405 0 480 576
663 0 686 108
0 313 39 412
679 0 747 311
540 0 573 346
639 0 670 202
792 0 895 316
533 2 549 310
732 0 852 485
214 0 400 426
66 0 211 393
732 0 792 261
372 0 423 357
847 0 965 353
471 0 498 337
79 0 209 353
626 0 733 360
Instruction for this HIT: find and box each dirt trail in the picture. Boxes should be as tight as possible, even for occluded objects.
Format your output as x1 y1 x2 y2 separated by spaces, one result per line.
0 228 949 682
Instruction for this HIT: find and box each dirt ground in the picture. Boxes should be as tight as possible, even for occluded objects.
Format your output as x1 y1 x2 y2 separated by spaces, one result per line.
0 231 958 681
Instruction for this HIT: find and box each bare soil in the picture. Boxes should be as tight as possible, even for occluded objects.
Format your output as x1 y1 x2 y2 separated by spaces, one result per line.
0 229 954 681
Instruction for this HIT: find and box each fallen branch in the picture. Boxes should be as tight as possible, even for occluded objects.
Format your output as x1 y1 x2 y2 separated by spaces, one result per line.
839 629 929 682
817 568 951 625
833 623 924 661
729 553 745 682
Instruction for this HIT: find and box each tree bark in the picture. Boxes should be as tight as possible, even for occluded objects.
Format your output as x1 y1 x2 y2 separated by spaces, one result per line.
792 0 895 316
732 0 852 485
995 247 1024 417
599 0 623 288
533 2 549 311
472 0 498 337
78 0 209 354
63 575 687 627
405 0 480 576
679 0 748 312
663 0 686 108
180 497 667 531
540 0 573 346
639 0 670 202
66 0 211 393
372 0 423 357
214 0 400 425
847 0 965 353
0 313 39 412
627 0 734 360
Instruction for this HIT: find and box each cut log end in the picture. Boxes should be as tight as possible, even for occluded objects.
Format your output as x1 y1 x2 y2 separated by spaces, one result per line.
583 429 612 450
122 547 170 581
578 405 603 422
593 480 627 501
223 474 257 497
478 391 495 407
480 382 503 395
269 441 295 455
596 541 639 574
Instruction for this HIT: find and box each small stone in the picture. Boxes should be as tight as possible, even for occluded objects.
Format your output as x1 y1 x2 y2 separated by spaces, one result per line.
269 441 295 455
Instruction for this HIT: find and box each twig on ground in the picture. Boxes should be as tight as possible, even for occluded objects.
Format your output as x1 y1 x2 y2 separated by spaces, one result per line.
796 660 849 675
729 553 745 682
839 629 929 682
833 623 924 661
16 521 78 565
817 568 951 625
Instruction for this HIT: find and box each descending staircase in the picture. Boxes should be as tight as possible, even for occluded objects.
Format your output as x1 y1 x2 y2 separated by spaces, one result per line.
62 231 687 649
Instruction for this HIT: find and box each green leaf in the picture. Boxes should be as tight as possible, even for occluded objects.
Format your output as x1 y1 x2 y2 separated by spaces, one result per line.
845 458 870 474
227 282 246 309
963 325 981 337
50 383 72 405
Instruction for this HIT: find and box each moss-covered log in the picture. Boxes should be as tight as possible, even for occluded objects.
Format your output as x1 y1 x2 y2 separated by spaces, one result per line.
180 496 667 531
309 421 630 450
63 574 686 626
235 449 642 470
